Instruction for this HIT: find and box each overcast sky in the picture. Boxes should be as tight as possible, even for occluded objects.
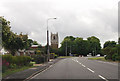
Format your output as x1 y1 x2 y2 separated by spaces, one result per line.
0 0 119 47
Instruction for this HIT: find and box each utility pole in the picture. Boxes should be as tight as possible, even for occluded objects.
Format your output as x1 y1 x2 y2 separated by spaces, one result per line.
70 45 71 56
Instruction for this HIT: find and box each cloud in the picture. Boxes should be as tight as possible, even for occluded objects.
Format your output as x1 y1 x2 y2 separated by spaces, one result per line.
0 0 119 47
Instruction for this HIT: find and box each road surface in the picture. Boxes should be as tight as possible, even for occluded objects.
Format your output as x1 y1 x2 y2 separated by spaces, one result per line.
30 57 118 81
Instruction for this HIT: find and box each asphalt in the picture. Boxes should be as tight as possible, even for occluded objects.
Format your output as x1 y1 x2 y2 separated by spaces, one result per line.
29 57 119 81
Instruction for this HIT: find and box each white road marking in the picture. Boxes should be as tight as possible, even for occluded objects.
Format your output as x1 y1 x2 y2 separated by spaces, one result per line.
87 68 95 73
76 60 79 62
98 75 108 81
78 62 81 65
73 58 109 81
30 65 53 80
81 64 86 67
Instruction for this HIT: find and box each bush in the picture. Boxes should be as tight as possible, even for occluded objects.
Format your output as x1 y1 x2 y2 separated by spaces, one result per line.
2 66 7 73
54 54 58 58
32 54 47 64
28 62 33 66
50 53 58 59
105 54 112 60
2 55 32 66
9 64 17 69
112 53 120 61
2 55 32 73
2 55 12 64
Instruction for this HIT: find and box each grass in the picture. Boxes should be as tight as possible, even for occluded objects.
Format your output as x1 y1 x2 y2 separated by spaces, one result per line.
2 66 34 78
58 56 73 58
88 57 106 61
88 57 119 63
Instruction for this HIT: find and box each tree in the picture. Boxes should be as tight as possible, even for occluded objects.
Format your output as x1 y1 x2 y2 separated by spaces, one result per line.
59 36 75 56
1 17 28 55
74 38 90 56
25 39 33 49
102 40 120 61
33 41 39 45
103 41 116 48
87 36 101 56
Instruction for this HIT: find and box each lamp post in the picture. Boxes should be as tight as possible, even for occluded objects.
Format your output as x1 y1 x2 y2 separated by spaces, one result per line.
47 18 57 61
66 41 67 56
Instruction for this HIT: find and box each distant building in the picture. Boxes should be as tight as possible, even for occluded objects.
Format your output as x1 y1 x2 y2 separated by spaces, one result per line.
31 45 39 49
51 32 59 49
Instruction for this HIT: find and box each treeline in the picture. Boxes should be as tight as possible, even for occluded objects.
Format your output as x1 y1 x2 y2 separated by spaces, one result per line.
58 36 120 61
102 40 120 61
59 36 101 56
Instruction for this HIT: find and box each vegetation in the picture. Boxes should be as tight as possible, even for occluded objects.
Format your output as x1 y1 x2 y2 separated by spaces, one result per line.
88 57 106 61
2 55 32 73
32 54 47 64
1 17 34 55
101 40 120 61
58 56 73 58
59 36 101 56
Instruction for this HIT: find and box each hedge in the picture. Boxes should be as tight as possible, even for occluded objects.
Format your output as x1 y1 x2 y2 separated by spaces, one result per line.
2 55 32 66
2 55 32 73
32 54 47 64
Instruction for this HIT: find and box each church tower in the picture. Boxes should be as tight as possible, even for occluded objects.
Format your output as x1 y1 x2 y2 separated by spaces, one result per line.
51 32 58 48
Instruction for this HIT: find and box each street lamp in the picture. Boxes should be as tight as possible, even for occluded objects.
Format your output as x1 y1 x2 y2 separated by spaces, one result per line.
47 17 57 61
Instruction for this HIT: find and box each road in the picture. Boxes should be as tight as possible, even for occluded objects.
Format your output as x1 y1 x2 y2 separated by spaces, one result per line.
30 57 118 81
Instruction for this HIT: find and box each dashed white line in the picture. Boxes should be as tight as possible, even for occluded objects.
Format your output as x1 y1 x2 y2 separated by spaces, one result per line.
78 62 81 65
87 68 95 73
72 58 109 81
98 75 108 81
81 64 86 67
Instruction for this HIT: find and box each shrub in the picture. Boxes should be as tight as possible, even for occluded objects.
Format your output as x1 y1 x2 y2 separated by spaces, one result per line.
28 62 33 66
115 55 120 61
50 53 58 59
9 64 17 69
2 54 12 64
105 54 112 60
2 55 32 66
2 55 32 73
112 53 120 61
32 54 47 64
2 66 7 73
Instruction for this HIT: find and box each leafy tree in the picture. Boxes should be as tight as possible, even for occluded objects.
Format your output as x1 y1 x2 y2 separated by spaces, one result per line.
33 41 38 45
87 36 101 56
59 36 75 56
25 39 33 49
74 38 90 56
103 41 116 48
102 40 120 61
1 17 28 55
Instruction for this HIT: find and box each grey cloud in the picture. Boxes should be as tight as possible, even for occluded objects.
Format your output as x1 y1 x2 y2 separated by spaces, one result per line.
0 0 118 47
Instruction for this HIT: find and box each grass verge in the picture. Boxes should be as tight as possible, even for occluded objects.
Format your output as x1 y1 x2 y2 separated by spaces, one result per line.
88 57 106 61
58 56 73 58
88 57 119 63
3 66 34 78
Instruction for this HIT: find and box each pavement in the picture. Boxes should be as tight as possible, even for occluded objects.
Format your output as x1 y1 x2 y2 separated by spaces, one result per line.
29 57 119 81
2 58 63 81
